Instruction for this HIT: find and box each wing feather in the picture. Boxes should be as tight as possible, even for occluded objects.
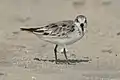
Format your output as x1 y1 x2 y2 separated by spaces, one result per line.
21 20 75 38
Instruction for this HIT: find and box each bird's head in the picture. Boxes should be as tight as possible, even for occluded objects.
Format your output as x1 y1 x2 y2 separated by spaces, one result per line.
74 15 87 33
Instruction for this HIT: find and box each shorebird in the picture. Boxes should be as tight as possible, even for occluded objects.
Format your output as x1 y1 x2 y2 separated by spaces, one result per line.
20 15 87 64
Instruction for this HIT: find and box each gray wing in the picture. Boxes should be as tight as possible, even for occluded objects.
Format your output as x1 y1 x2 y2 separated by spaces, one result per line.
33 20 75 38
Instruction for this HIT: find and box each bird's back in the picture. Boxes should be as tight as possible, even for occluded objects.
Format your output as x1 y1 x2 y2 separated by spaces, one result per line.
20 20 83 45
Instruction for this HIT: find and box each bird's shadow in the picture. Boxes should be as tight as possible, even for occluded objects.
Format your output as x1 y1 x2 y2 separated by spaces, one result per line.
34 58 91 65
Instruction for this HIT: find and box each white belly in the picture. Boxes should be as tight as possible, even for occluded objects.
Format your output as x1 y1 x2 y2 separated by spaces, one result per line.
36 31 84 46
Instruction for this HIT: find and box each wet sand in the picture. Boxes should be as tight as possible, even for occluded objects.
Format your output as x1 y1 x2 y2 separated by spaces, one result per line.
0 0 120 80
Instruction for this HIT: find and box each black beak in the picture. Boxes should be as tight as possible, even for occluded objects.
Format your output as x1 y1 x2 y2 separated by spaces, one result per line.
80 23 84 32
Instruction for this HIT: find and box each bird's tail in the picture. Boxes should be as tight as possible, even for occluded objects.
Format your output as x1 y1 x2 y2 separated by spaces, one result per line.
20 27 39 32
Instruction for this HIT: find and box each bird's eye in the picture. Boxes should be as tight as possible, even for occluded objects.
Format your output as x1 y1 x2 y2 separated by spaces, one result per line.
85 19 87 23
75 19 79 22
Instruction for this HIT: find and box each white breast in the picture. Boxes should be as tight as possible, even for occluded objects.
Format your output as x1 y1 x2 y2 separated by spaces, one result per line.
36 27 84 46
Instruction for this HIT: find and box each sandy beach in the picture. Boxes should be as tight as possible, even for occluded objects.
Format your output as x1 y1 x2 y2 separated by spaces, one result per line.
0 0 120 80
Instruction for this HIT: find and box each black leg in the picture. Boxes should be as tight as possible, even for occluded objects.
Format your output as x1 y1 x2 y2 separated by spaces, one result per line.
63 48 70 64
54 45 58 64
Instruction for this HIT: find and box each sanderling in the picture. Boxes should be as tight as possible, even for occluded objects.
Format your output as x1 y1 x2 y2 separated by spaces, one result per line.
20 15 87 64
